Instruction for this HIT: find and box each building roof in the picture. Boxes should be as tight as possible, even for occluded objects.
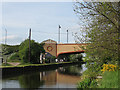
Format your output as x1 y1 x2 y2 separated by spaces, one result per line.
41 39 57 43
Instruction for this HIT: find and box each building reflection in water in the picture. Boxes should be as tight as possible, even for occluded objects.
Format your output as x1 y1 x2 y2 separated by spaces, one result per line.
39 64 83 87
2 64 85 88
42 70 82 85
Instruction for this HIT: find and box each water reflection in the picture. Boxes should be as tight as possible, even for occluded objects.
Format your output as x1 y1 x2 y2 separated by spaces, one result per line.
58 64 82 76
18 72 44 88
2 64 86 88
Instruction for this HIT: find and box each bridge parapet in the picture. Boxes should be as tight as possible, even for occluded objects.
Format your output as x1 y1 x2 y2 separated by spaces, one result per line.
42 39 88 57
57 43 87 57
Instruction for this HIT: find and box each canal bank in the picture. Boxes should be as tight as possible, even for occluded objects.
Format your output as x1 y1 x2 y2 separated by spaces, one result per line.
1 61 85 78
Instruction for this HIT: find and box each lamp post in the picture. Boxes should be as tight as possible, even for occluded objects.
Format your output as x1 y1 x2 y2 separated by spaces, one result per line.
58 25 61 43
5 29 7 65
67 30 68 43
5 29 7 45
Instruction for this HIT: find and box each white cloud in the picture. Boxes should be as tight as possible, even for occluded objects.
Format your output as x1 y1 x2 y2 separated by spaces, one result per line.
0 35 23 45
0 35 17 40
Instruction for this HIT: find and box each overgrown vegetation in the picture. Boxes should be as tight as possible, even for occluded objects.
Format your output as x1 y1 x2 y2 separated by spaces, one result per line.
74 1 119 70
2 44 20 55
9 53 20 61
74 1 119 88
77 78 97 88
45 56 56 63
1 44 20 62
57 54 83 62
1 39 45 64
69 54 83 62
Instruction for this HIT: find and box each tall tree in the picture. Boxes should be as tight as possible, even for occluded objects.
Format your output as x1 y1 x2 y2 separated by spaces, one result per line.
19 39 45 63
73 1 119 68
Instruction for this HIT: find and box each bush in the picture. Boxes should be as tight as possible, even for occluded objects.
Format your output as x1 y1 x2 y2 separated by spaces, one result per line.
70 54 83 62
2 44 19 55
45 56 56 63
83 62 102 79
9 53 20 60
77 78 98 88
77 78 91 88
45 59 50 63
50 56 56 62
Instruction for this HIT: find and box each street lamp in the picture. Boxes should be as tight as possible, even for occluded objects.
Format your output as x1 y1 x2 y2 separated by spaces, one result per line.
67 30 68 43
58 25 61 43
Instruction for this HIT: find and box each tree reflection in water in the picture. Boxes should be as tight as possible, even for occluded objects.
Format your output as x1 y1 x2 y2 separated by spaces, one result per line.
17 64 83 88
58 64 82 76
2 64 85 88
18 72 44 88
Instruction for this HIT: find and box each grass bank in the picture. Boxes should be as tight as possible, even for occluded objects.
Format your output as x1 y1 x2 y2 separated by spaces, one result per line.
77 68 119 88
2 61 85 78
1 61 83 68
98 70 119 88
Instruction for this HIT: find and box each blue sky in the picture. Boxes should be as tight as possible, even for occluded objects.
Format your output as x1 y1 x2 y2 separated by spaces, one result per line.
2 2 82 45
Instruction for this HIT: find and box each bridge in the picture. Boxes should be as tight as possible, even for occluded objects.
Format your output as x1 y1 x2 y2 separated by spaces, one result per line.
42 39 88 57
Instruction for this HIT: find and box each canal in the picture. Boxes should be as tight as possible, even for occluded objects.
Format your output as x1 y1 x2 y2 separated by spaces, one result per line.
2 63 87 88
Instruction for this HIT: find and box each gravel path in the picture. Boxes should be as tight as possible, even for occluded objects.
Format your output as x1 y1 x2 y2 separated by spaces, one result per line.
8 62 20 66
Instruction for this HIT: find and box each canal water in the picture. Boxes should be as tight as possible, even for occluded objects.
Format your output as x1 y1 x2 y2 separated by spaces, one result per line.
2 63 87 88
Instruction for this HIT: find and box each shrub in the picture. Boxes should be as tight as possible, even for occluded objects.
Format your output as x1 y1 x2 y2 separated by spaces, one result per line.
9 53 20 60
77 78 98 88
70 54 83 62
77 78 91 88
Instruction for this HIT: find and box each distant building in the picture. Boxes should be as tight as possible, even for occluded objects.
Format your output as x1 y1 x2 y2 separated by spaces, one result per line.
42 39 57 44
41 39 87 58
41 39 57 57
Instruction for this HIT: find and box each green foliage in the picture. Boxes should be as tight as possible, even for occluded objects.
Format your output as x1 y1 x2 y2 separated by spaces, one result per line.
1 44 20 63
19 39 45 64
18 72 44 88
70 54 83 62
2 63 13 66
59 64 82 76
2 44 19 55
99 70 119 88
74 2 119 77
45 56 56 63
50 56 56 63
45 59 50 63
57 54 70 62
77 78 97 88
9 53 20 61
90 79 98 88
83 62 102 79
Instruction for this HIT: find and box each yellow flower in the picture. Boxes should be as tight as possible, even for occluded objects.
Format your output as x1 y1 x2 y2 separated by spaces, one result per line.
101 64 118 72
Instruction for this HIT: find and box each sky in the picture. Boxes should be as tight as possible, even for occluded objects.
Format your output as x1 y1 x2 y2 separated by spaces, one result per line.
1 2 83 45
